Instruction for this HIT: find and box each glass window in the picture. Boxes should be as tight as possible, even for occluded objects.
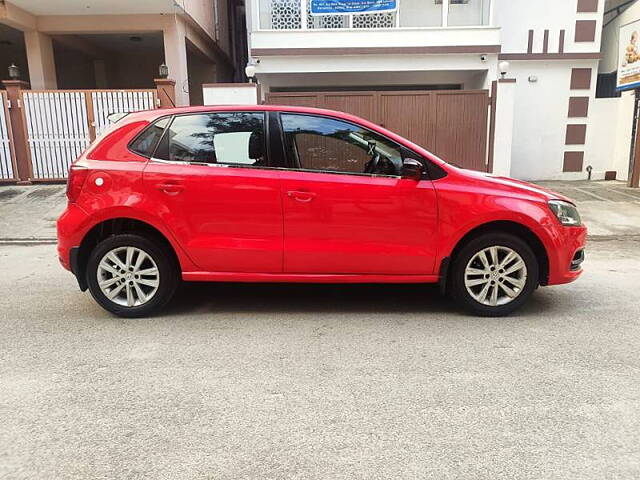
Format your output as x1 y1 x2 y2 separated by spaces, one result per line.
400 0 442 27
281 113 403 176
129 117 170 157
447 0 490 27
156 112 266 166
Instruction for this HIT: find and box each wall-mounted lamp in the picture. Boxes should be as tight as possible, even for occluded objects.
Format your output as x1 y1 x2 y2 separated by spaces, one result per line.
498 61 510 79
158 63 169 79
8 63 20 80
245 63 257 83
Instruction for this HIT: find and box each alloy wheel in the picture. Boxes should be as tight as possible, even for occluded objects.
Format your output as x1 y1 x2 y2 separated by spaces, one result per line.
464 246 528 307
97 246 160 307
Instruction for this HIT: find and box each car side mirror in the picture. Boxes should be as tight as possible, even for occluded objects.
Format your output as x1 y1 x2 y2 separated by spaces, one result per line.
401 158 424 180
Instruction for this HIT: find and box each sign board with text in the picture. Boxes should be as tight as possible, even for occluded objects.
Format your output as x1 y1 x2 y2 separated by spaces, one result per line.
618 19 640 91
310 0 397 15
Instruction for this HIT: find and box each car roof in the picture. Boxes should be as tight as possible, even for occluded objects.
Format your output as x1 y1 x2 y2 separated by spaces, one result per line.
134 104 362 121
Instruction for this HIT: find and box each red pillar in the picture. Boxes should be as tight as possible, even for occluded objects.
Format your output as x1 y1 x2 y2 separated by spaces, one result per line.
154 78 177 109
2 79 32 184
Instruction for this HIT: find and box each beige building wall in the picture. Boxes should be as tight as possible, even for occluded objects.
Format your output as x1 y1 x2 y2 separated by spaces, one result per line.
0 0 235 105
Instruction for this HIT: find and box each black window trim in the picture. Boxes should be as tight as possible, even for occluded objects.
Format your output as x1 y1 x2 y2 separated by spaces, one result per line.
277 112 434 180
147 110 280 171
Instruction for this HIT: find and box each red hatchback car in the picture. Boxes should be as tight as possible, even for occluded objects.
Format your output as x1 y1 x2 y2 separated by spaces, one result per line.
57 105 586 318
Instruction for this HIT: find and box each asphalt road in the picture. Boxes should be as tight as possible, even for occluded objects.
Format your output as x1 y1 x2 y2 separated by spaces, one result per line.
1 240 639 480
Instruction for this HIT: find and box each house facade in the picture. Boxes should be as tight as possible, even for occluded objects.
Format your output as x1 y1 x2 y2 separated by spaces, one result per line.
0 0 247 105
245 0 609 181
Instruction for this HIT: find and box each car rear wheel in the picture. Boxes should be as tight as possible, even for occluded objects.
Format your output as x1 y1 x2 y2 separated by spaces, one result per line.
450 232 539 317
86 234 179 318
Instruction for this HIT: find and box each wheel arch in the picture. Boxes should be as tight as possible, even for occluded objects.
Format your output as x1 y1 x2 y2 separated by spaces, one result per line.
75 217 182 291
439 220 549 294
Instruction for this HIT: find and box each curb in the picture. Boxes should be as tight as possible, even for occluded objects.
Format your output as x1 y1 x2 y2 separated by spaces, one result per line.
0 238 57 246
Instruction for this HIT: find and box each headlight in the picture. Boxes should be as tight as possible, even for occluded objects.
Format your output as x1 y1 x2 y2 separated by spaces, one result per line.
548 200 581 226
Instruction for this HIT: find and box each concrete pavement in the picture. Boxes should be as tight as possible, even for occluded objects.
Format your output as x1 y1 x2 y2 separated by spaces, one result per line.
0 185 65 243
0 239 639 479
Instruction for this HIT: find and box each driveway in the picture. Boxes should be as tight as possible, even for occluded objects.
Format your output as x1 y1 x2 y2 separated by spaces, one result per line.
0 238 639 479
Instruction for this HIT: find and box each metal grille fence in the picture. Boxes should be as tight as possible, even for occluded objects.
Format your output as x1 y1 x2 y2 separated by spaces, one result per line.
0 92 15 180
23 91 91 180
91 90 156 136
22 89 156 179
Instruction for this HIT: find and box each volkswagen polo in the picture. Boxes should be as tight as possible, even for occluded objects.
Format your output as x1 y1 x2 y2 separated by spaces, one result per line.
57 105 586 318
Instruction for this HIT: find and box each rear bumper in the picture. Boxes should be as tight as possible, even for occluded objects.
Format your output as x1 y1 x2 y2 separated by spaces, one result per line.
536 223 588 286
57 203 91 289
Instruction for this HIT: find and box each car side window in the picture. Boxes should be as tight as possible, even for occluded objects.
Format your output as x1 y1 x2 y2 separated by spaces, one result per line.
129 117 170 158
280 113 403 176
155 112 266 167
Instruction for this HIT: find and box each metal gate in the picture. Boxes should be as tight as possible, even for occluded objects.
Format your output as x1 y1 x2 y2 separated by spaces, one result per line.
22 89 157 180
0 92 16 181
266 90 490 172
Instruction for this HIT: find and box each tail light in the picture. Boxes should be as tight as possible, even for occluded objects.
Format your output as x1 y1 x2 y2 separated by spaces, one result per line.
66 165 88 202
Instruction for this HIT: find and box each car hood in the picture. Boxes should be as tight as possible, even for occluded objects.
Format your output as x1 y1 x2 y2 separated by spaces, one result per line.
452 168 576 204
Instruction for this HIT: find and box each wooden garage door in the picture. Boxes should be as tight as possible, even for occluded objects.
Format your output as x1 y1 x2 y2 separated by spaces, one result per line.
266 90 490 172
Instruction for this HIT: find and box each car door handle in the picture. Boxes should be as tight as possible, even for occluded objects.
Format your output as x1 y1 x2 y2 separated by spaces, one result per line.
156 183 184 195
287 191 316 203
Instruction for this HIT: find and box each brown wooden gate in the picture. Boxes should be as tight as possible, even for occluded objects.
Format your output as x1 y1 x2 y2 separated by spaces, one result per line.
266 90 490 172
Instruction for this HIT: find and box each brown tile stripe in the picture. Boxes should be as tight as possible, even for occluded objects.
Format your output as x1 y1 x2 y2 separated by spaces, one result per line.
498 52 600 60
570 68 592 89
577 0 598 13
564 152 584 172
528 30 534 53
559 30 565 53
543 30 549 53
566 124 587 145
575 20 597 42
568 97 590 117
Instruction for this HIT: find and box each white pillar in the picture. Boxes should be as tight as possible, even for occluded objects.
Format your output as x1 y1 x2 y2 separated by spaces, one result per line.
24 31 57 89
163 17 190 106
492 79 516 177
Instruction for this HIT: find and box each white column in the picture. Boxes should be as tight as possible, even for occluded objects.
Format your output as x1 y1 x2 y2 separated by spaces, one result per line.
442 0 449 27
301 0 308 29
163 17 190 106
24 31 57 89
492 79 517 177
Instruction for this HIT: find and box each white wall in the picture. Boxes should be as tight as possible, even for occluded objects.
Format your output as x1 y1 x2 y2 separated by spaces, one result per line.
508 60 598 181
258 68 492 91
494 0 604 54
203 84 259 105
587 92 635 181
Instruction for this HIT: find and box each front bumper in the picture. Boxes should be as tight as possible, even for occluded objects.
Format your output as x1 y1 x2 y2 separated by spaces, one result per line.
536 223 588 286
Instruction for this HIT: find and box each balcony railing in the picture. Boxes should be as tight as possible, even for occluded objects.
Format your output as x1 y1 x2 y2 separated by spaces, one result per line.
257 0 492 30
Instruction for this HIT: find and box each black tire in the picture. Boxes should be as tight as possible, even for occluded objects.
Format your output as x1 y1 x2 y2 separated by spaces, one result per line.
450 232 539 317
86 234 179 318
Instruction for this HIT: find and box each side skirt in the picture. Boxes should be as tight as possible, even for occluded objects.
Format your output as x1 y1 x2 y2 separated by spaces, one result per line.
182 272 440 284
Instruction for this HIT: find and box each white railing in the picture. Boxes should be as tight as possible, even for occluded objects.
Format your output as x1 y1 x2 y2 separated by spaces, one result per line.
22 89 157 180
0 92 15 180
257 0 492 30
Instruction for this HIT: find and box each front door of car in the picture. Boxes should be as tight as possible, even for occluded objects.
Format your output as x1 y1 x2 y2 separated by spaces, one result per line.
142 111 283 273
277 113 439 275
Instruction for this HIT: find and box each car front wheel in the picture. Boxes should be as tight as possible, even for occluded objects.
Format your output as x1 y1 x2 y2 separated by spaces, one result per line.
86 234 179 318
450 232 539 317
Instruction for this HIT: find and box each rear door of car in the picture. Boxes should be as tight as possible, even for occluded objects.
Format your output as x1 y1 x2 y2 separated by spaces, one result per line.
140 110 284 273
